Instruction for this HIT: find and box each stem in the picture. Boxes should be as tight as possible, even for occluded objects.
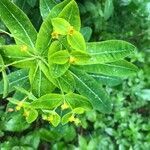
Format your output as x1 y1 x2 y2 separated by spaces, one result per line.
4 57 35 68
57 79 73 110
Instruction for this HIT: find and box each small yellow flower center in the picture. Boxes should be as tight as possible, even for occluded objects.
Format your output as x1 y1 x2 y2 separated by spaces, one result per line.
16 101 24 111
69 56 76 64
16 106 21 111
20 45 28 52
47 115 54 122
61 102 69 110
74 118 81 125
69 115 76 122
51 31 59 39
68 26 75 35
23 111 30 117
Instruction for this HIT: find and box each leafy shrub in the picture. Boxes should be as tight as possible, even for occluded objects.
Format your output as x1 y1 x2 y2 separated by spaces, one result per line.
0 0 149 149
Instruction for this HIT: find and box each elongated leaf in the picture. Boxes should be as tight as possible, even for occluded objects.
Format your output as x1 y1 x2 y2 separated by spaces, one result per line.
0 45 35 68
67 31 86 51
0 0 37 48
57 71 75 93
2 70 9 98
104 0 114 20
36 0 70 54
26 109 38 123
40 0 57 20
31 94 63 109
65 93 92 110
14 86 37 101
0 45 31 59
58 0 81 31
70 67 112 113
29 64 55 97
38 60 56 84
39 63 74 93
0 55 9 97
86 40 136 64
0 69 29 95
90 73 123 87
77 60 138 77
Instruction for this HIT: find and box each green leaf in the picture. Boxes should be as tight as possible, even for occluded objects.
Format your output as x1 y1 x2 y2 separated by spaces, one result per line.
50 112 61 127
56 71 75 93
31 94 63 109
135 89 150 101
3 113 30 132
14 86 37 100
2 70 9 98
67 31 86 51
86 40 136 64
61 112 72 125
70 50 91 65
104 0 114 20
70 67 112 113
0 0 37 48
48 0 71 18
38 60 56 85
90 74 123 87
58 0 81 31
0 45 31 59
0 37 5 45
6 98 19 105
38 61 74 93
36 0 70 54
77 60 138 78
0 45 35 68
29 64 55 97
40 0 57 20
0 69 29 95
72 107 85 114
26 109 38 124
49 62 70 78
27 0 37 7
51 18 71 35
50 50 70 64
65 93 92 110
8 97 30 107
0 55 9 98
81 27 92 42
48 40 62 57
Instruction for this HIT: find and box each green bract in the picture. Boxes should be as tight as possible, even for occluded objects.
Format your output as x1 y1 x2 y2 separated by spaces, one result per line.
0 0 138 126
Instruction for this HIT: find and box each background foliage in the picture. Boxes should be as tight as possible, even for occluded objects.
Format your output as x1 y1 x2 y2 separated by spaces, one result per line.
0 0 150 149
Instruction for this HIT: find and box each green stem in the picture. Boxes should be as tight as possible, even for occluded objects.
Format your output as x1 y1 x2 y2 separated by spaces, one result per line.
4 57 35 68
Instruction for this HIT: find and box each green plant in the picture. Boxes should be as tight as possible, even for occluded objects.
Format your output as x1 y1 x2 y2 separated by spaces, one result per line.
0 0 138 127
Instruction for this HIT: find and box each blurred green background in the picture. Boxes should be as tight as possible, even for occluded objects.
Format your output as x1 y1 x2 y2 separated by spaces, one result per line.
0 0 150 149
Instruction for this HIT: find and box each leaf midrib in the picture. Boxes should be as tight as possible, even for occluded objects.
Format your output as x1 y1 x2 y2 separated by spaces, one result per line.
0 0 35 48
10 76 28 85
88 49 132 55
70 71 108 108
